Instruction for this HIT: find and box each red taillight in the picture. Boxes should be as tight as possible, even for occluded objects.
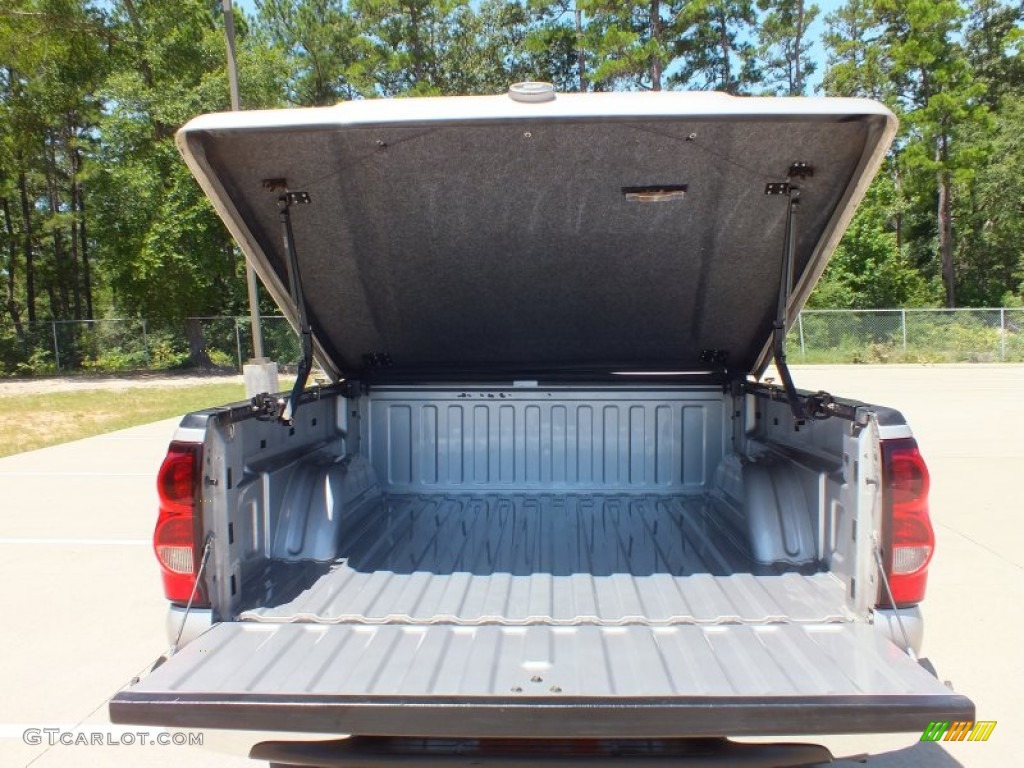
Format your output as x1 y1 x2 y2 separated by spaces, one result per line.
154 442 208 606
878 437 934 607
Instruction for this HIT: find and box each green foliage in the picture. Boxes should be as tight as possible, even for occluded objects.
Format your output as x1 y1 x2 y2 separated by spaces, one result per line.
795 308 1021 363
349 0 470 95
822 0 998 308
13 348 58 377
146 332 190 369
0 0 108 327
207 349 236 368
954 95 1024 307
756 0 819 95
523 1 589 92
81 348 148 372
92 1 284 327
577 0 681 90
258 0 374 103
2 0 1024 369
671 1 760 93
448 0 562 94
0 327 37 376
81 0 288 366
822 0 889 100
964 0 1024 110
809 178 942 309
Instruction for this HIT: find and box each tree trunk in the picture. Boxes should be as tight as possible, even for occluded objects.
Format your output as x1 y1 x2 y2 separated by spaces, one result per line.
936 135 955 307
76 150 93 320
893 167 903 256
575 9 587 92
1 196 25 340
46 137 78 321
69 190 83 319
718 9 733 93
650 0 662 90
68 119 85 320
792 0 806 95
46 285 59 320
409 2 424 87
79 205 92 320
45 157 72 321
185 317 214 370
17 172 35 323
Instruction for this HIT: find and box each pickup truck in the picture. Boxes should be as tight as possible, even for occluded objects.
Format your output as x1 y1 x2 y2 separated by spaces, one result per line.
110 88 974 767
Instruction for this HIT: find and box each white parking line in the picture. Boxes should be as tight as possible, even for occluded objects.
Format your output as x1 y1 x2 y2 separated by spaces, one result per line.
0 724 173 738
0 538 149 546
0 472 150 477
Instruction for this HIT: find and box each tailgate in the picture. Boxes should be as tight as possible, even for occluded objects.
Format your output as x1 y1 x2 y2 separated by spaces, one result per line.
110 622 972 737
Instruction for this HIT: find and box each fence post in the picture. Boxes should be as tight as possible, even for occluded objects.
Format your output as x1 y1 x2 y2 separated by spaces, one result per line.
798 313 806 360
142 320 150 368
52 320 61 372
1000 308 1006 361
234 318 243 372
901 309 908 352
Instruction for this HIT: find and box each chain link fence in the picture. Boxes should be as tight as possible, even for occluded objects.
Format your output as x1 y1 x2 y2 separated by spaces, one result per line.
1 309 1022 376
795 309 1024 364
0 317 301 376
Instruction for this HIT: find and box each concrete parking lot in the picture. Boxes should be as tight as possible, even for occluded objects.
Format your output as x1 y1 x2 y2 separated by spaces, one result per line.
0 364 1020 767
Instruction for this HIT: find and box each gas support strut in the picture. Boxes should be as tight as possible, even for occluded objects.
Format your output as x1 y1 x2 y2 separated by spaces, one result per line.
251 189 314 425
770 176 834 422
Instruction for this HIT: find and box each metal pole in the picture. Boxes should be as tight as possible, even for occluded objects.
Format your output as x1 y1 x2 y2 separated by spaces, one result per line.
52 320 60 371
901 309 907 352
223 0 241 113
142 319 150 368
235 318 243 372
798 312 805 360
223 0 265 360
245 265 264 358
1000 307 1006 361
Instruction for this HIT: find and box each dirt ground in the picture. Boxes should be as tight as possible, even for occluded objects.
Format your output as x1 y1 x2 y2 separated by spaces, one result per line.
0 371 246 397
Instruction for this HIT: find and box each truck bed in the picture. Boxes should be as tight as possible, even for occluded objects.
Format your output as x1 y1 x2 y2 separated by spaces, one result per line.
112 388 974 739
241 491 848 626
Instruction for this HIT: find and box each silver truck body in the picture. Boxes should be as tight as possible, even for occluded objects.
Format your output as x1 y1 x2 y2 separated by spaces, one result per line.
111 91 972 763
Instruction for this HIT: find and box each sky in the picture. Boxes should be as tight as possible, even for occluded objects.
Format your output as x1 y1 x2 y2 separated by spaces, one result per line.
807 0 844 92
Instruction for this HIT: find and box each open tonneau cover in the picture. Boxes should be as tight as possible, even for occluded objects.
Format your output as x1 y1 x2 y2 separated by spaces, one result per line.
112 621 971 737
176 91 896 381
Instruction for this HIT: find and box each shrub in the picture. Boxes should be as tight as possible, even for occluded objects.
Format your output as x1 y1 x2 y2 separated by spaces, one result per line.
81 349 149 372
13 348 58 376
147 333 189 369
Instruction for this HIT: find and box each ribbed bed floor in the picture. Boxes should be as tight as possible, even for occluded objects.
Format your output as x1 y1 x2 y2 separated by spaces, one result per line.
241 493 849 626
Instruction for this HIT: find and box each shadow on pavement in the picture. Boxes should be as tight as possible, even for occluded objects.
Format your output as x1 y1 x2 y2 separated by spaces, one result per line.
832 741 964 766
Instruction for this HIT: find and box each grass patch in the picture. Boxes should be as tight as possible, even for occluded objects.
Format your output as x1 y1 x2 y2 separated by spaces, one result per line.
0 382 248 458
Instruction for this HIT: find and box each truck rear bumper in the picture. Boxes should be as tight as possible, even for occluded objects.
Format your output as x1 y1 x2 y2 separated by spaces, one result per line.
873 606 923 656
250 736 835 768
165 605 213 648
